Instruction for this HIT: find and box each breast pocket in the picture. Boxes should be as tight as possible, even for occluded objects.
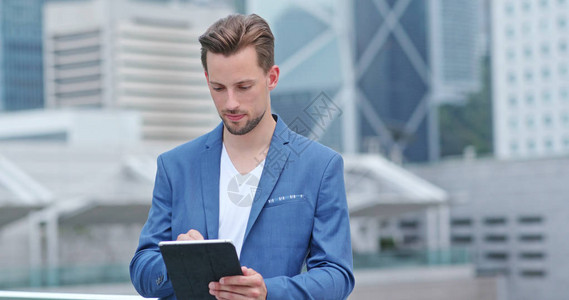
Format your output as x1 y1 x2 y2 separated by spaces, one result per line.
259 194 313 250
264 194 306 208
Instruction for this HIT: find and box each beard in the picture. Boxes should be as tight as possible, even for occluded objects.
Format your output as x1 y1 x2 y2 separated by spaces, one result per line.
222 110 266 135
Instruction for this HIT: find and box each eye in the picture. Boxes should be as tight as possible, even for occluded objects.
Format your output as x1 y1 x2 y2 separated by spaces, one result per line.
212 86 224 92
239 86 251 90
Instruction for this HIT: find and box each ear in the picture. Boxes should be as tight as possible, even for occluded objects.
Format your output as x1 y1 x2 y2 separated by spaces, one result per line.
204 71 209 84
267 65 280 91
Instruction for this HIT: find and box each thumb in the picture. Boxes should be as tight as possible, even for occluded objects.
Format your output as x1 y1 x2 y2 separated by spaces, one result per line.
242 267 258 276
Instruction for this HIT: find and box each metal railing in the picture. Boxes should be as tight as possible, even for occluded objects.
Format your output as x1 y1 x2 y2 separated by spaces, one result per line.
0 291 153 300
1 264 130 289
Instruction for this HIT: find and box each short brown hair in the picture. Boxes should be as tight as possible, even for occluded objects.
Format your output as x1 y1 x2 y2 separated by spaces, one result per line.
199 14 275 74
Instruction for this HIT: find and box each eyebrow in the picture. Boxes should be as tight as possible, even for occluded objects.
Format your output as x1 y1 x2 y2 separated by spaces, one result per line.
209 79 256 86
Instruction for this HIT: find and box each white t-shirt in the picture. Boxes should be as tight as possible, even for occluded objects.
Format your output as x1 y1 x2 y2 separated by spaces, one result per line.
218 143 264 258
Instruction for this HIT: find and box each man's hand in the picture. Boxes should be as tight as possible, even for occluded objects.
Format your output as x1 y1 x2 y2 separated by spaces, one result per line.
209 266 267 300
176 229 204 241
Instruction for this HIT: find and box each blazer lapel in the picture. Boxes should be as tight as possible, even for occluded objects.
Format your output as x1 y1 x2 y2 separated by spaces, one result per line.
244 117 291 241
201 123 223 239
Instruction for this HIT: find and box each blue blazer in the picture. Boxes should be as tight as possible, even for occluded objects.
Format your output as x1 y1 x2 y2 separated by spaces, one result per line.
130 115 355 299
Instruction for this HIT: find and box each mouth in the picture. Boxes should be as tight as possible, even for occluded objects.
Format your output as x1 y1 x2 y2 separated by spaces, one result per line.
225 114 246 122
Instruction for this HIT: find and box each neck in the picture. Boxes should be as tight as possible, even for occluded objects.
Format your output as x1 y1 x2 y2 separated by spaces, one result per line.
223 112 276 156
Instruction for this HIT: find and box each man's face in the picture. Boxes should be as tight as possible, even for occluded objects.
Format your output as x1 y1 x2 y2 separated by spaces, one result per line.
205 46 279 136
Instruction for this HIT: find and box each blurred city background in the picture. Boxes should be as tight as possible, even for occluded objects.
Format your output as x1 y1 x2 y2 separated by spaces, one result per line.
0 0 567 299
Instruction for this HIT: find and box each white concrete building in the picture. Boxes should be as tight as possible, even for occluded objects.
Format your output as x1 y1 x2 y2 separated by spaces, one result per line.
492 0 569 159
43 0 232 140
409 155 569 300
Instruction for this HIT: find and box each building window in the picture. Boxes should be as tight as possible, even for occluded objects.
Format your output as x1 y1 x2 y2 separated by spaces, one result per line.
508 72 516 83
521 22 531 35
486 252 509 261
484 217 507 226
544 138 554 150
560 41 568 53
478 268 509 277
452 235 473 244
452 218 473 226
542 91 552 103
509 118 518 130
519 234 545 242
561 89 568 101
559 16 567 29
524 46 533 58
527 139 536 150
543 114 553 127
542 67 551 79
485 234 508 243
520 269 546 278
520 252 546 260
522 0 531 11
403 235 420 244
541 44 551 56
508 95 517 107
539 19 549 32
507 49 516 60
506 26 515 38
518 216 544 224
524 70 533 82
560 65 568 77
510 141 519 152
525 93 535 105
505 2 515 14
399 220 419 229
526 117 535 129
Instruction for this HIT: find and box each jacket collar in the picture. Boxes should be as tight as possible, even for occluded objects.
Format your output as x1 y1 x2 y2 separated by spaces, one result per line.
201 114 292 240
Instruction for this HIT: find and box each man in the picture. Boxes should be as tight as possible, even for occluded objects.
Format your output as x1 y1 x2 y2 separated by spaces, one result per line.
130 14 354 300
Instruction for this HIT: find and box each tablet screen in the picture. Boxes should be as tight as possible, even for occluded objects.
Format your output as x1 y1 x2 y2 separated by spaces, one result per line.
159 239 243 299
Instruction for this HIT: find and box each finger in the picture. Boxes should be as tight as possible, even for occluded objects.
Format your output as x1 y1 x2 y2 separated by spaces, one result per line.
243 267 258 276
188 229 204 240
176 233 191 241
211 289 248 300
220 273 264 287
210 282 250 298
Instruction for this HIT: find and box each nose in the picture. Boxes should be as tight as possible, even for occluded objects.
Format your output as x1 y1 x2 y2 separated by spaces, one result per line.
226 89 239 111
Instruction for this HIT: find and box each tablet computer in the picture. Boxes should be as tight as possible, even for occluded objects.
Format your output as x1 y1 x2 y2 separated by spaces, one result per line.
159 239 243 299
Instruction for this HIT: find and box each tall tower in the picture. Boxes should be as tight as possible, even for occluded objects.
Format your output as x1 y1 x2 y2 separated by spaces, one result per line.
0 0 45 111
492 0 569 159
247 0 481 162
44 0 233 140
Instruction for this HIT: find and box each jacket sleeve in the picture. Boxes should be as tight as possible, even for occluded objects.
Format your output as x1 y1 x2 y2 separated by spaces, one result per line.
129 155 175 298
264 154 355 299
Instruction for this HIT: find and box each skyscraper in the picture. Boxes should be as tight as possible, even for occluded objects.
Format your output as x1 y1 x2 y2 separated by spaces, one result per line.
44 0 233 140
492 0 569 159
247 0 481 162
0 0 45 111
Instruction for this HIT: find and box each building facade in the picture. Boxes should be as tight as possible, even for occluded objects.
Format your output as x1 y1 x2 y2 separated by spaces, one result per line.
492 0 569 159
0 0 45 111
409 156 569 300
43 0 232 140
246 0 481 162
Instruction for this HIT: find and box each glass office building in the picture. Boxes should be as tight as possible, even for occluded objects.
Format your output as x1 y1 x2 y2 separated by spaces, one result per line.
355 0 431 161
248 0 480 162
0 0 45 111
